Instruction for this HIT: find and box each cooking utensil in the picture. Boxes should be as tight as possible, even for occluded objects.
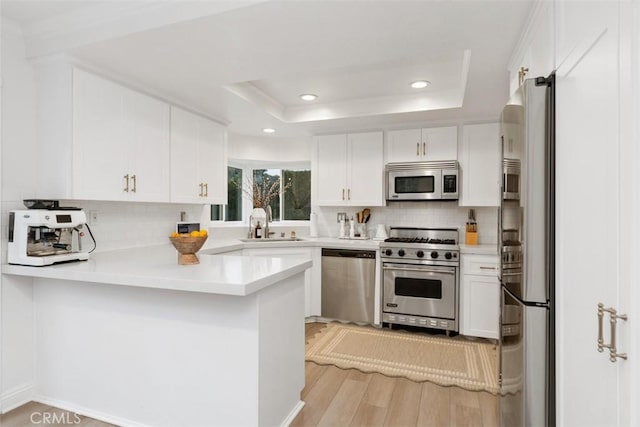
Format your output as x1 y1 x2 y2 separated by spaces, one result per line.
363 208 371 223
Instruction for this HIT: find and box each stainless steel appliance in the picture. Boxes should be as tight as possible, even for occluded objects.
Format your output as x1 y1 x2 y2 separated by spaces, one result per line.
8 208 91 266
386 161 459 201
502 158 521 200
499 74 555 427
381 227 459 332
321 249 376 324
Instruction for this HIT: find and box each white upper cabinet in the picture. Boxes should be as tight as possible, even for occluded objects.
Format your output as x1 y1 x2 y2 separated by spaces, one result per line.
72 69 170 202
459 123 500 207
170 107 227 204
386 126 458 163
314 131 384 206
508 2 555 95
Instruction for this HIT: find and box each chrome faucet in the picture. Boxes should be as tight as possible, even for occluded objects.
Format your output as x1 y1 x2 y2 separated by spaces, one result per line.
248 214 254 239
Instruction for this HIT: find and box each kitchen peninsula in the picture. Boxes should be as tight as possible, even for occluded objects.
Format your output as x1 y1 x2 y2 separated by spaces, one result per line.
2 246 311 427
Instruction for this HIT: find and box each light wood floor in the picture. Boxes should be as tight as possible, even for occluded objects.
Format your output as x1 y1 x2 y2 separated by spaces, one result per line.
292 322 499 427
1 323 498 427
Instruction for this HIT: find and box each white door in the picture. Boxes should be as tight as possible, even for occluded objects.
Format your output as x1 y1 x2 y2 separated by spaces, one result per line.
555 1 635 425
127 88 171 203
459 123 500 207
198 118 227 204
386 128 422 162
314 134 348 205
170 107 201 203
347 132 384 206
460 274 499 339
422 126 458 161
72 69 129 201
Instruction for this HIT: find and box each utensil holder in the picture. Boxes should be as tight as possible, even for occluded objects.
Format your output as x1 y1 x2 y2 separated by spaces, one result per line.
465 231 478 245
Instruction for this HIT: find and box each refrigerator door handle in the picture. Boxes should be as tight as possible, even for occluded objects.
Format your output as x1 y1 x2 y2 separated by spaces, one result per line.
597 303 628 362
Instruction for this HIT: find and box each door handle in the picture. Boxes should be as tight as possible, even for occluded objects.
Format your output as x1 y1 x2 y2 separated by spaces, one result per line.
480 266 497 270
124 174 130 192
342 188 345 200
204 182 208 197
383 266 456 275
348 188 351 200
131 174 137 193
416 142 420 156
199 183 204 197
423 141 426 156
597 303 628 362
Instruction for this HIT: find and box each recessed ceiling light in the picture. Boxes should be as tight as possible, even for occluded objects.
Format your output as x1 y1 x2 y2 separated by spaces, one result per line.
300 94 318 101
410 80 430 89
263 128 276 134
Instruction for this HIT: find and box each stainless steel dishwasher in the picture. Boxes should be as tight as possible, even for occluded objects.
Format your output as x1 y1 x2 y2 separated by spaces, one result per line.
321 248 376 324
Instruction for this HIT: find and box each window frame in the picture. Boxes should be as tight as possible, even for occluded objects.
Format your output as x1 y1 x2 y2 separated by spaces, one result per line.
210 161 311 227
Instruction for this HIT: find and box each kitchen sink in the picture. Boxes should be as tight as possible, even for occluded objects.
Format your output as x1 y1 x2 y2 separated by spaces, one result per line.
240 237 305 242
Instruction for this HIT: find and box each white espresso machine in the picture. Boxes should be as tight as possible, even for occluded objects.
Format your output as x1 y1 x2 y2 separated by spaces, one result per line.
8 208 90 266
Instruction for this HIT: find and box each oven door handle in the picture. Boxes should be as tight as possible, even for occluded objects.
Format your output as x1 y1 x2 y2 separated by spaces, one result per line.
383 266 456 274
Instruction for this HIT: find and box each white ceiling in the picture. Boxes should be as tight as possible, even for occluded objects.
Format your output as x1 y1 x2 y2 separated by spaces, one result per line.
1 0 534 137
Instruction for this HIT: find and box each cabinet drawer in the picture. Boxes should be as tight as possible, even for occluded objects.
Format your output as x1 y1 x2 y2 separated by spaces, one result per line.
462 255 499 276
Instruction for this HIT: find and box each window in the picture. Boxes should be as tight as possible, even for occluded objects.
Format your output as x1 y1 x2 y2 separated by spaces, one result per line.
253 169 311 221
211 166 243 222
211 165 310 223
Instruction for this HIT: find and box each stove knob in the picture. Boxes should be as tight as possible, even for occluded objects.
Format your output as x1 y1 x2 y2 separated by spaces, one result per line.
445 252 453 260
385 249 393 256
417 250 425 258
430 251 439 259
398 249 406 257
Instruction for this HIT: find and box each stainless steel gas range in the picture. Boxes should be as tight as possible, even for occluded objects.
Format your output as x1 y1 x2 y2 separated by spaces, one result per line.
380 227 460 333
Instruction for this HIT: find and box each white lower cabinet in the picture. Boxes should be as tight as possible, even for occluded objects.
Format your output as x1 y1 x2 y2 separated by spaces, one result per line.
242 247 320 318
460 254 499 339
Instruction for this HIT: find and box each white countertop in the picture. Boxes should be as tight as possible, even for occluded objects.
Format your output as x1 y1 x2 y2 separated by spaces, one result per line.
200 236 383 253
459 243 499 255
2 245 312 297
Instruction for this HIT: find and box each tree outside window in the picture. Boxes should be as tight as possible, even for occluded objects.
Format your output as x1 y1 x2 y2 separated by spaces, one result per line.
212 166 310 222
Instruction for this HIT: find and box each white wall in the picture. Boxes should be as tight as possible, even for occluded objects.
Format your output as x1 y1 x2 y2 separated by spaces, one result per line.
227 133 312 164
0 18 37 412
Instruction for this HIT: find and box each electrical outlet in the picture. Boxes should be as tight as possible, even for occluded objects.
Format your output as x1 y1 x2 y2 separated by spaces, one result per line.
337 212 347 223
89 211 99 225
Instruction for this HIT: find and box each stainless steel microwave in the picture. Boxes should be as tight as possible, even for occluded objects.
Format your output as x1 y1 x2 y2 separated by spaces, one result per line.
386 161 459 201
503 158 520 200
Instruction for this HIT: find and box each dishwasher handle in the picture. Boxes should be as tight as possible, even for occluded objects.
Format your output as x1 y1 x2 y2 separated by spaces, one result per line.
322 248 376 259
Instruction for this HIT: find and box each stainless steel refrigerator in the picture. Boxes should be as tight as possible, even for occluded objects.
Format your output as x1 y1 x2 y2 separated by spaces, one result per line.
499 74 555 427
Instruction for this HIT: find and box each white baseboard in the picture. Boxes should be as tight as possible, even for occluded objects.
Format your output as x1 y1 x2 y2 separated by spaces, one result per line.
33 395 151 427
0 383 34 414
281 400 305 427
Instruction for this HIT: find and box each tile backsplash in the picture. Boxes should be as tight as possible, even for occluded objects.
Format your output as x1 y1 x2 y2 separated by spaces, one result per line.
313 203 498 244
1 200 207 257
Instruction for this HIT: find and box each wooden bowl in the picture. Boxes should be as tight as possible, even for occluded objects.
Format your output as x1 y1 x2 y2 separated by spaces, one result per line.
169 235 208 265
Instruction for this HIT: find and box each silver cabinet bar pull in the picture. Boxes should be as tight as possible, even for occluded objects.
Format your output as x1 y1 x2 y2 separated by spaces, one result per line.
198 183 204 197
124 174 130 192
204 183 208 197
348 188 351 200
131 174 137 193
423 141 426 156
597 303 628 362
342 189 345 200
416 142 420 156
480 266 497 270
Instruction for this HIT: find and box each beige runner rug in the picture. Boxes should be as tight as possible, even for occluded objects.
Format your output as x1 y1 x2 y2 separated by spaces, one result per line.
306 323 499 394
